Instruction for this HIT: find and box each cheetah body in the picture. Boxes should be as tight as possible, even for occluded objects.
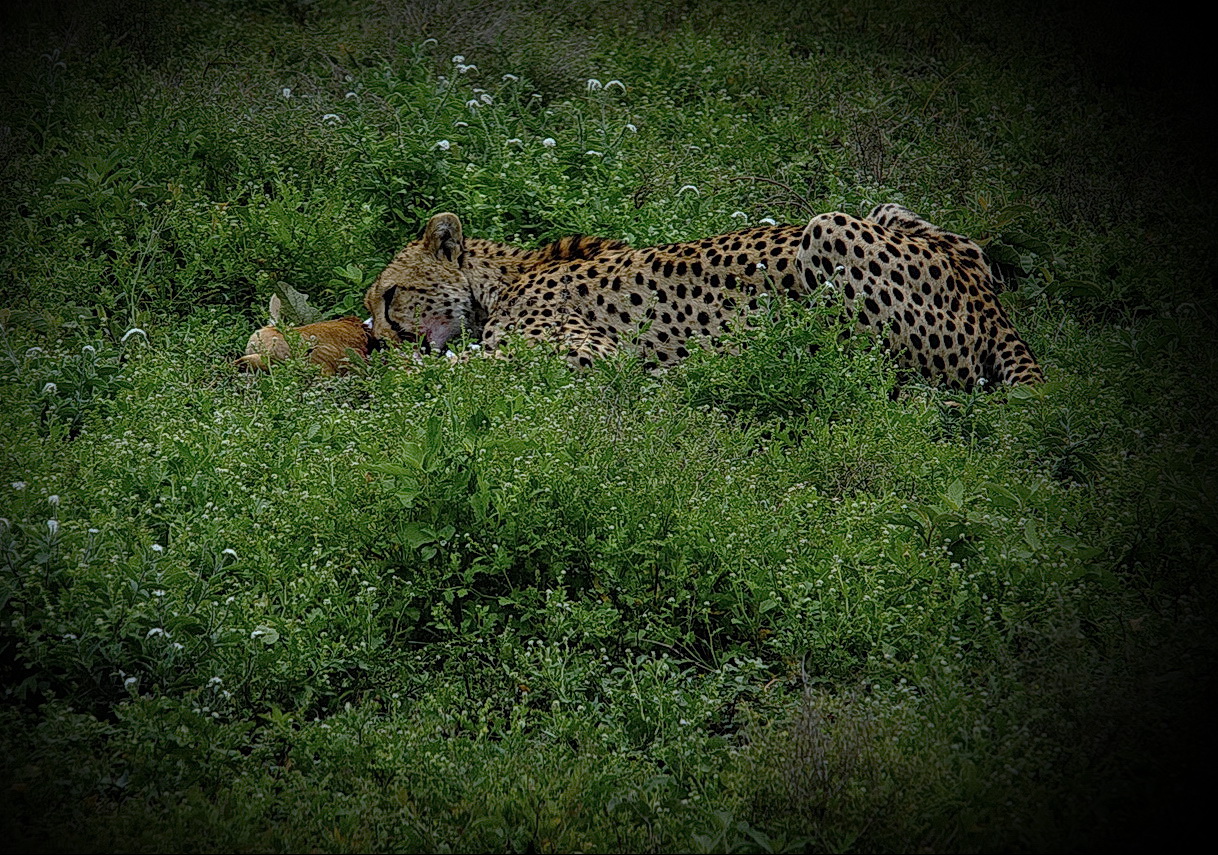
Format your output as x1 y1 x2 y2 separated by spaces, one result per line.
365 206 1042 389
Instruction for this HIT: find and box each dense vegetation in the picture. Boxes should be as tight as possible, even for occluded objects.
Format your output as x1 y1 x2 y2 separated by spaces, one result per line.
1 0 1214 850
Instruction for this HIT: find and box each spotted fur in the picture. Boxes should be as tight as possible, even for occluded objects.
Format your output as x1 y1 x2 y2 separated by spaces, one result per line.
365 208 1042 389
798 204 1043 388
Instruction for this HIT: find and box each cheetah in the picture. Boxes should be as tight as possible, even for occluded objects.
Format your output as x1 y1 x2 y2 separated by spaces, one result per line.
365 205 1041 389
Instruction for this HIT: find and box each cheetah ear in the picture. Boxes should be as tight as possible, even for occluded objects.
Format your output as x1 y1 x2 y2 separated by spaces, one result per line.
423 212 466 266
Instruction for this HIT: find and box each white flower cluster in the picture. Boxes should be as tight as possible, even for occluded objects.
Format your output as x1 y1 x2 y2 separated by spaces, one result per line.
586 79 625 92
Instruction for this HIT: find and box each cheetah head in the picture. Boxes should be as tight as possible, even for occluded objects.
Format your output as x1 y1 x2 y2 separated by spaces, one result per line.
364 212 473 352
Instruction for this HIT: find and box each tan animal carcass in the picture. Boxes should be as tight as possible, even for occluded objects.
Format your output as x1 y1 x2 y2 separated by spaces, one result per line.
237 295 376 375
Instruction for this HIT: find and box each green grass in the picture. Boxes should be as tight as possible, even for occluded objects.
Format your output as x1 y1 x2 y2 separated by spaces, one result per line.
1 0 1215 851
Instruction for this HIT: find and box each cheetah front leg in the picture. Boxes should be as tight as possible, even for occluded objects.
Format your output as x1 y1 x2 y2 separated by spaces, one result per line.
555 317 620 369
477 315 619 369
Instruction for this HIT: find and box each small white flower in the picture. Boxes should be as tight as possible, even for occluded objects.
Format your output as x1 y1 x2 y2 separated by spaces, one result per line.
758 261 767 270
24 347 42 357
322 113 341 125
422 38 437 47
585 149 603 156
625 122 637 133
46 519 59 536
62 633 77 640
124 676 137 688
88 527 98 534
479 92 493 104
172 642 183 651
465 99 480 110
250 628 266 639
454 121 468 128
505 137 522 145
82 344 96 355
281 87 292 98
345 91 358 99
10 482 26 490
150 543 163 553
152 589 165 598
586 78 603 91
451 54 465 64
146 627 167 638
120 328 146 343
678 184 699 196
222 548 238 559
605 79 625 91
48 494 59 507
760 217 778 225
541 137 556 147
435 139 451 151
731 211 748 220
501 73 519 82
42 382 57 395
208 676 223 687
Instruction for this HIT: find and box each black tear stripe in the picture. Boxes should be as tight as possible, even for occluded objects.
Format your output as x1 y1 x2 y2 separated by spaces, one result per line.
381 285 410 342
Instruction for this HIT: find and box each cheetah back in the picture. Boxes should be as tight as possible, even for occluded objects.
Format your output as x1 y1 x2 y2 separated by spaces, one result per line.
481 224 808 368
